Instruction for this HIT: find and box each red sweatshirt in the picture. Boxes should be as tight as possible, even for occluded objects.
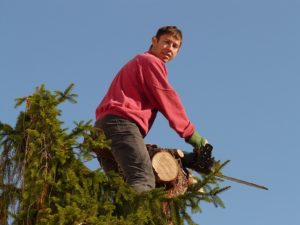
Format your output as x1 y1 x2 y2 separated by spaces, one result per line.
95 52 195 138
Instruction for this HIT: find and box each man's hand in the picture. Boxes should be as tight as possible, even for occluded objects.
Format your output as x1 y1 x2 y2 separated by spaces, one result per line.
185 131 207 149
182 144 215 175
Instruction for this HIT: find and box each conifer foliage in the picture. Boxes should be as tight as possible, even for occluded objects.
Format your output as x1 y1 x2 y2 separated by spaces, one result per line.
0 84 229 225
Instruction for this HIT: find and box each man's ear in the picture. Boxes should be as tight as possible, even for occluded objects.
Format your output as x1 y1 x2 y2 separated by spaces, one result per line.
151 36 158 46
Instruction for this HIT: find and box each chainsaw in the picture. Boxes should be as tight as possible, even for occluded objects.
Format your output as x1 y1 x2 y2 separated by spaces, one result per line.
182 144 268 190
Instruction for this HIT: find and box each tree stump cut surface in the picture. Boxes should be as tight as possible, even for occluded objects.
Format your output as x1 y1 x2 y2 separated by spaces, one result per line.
152 151 179 182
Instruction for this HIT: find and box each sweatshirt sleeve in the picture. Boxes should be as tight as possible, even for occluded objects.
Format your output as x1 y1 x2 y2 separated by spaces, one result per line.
141 57 195 138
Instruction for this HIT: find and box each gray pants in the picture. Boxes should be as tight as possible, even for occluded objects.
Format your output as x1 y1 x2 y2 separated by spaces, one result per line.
95 115 155 193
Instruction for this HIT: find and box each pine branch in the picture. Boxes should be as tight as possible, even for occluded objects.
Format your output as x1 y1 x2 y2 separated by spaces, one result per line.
54 83 78 104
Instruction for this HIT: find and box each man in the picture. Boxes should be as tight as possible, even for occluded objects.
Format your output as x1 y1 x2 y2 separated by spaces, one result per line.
95 26 208 193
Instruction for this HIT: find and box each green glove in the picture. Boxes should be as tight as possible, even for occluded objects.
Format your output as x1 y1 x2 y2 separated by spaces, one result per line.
185 131 207 149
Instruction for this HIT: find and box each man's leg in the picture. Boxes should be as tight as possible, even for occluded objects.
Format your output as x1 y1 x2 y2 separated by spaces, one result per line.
96 155 119 175
95 115 156 193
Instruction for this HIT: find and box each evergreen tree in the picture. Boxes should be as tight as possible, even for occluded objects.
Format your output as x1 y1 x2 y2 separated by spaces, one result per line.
0 84 229 225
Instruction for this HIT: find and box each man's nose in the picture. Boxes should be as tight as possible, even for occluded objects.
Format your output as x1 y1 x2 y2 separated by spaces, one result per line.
165 44 173 51
165 44 171 50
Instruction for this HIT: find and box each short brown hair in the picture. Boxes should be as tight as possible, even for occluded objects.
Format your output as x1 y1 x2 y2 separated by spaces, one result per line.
149 26 182 50
155 26 182 41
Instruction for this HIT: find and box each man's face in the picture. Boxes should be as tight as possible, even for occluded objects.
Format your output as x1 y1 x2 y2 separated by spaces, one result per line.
150 34 181 63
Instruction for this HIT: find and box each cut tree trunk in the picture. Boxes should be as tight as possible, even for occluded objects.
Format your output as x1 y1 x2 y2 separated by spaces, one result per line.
151 151 179 182
146 144 191 198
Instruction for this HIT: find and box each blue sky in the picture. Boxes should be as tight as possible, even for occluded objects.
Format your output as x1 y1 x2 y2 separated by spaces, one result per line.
1 0 299 224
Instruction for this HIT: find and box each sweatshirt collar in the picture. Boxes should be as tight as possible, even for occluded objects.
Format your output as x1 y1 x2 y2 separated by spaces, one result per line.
146 51 165 63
